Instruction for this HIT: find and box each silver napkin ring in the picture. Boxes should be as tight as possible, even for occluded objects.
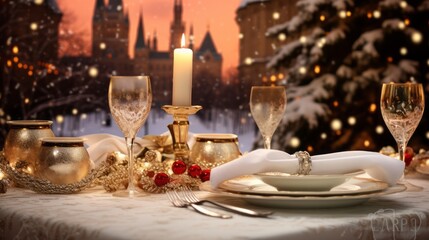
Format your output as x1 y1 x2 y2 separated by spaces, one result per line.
294 151 312 175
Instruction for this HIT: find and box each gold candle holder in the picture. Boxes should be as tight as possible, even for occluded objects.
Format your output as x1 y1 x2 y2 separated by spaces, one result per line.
162 105 202 163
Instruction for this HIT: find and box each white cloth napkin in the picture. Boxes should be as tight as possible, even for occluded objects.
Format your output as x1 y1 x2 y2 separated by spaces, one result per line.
82 133 195 168
210 149 405 187
83 134 157 167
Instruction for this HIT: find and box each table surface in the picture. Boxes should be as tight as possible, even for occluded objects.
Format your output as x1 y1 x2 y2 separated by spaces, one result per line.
1 174 429 240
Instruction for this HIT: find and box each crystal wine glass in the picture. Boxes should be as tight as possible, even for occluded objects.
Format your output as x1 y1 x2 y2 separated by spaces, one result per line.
380 82 424 191
250 86 287 149
108 76 152 197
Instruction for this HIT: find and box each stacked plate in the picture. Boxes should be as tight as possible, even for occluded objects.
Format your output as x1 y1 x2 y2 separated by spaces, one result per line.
200 172 406 208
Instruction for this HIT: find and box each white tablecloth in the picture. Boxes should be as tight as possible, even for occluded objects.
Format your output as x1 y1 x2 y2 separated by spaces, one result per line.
1 174 429 240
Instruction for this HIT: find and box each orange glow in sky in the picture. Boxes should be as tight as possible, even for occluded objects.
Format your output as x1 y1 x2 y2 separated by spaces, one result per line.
56 0 241 75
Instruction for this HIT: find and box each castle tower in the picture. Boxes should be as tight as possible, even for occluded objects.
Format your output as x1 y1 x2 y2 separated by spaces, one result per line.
194 30 223 78
189 24 194 50
152 31 158 51
169 0 185 51
134 10 150 75
92 0 129 59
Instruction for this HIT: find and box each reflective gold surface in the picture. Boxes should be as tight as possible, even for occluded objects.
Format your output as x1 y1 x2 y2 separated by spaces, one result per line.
190 134 241 168
35 137 91 184
4 120 55 174
162 105 202 163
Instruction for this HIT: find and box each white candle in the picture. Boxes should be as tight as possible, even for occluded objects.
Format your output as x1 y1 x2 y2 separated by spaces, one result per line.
172 33 193 106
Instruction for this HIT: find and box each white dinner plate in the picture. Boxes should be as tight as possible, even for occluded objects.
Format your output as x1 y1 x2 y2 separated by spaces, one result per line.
254 171 364 191
200 181 406 209
218 176 388 197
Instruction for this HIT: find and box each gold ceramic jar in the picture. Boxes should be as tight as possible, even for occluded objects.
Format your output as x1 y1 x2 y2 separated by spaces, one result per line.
36 137 91 184
190 134 241 168
4 120 55 174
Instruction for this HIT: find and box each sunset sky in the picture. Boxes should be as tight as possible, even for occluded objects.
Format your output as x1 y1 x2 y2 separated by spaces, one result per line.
56 0 241 75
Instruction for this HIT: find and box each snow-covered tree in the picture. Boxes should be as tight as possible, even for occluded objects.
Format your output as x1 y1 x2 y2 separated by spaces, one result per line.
265 0 429 154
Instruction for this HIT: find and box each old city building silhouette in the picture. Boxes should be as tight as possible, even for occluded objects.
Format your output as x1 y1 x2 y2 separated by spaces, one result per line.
92 0 223 105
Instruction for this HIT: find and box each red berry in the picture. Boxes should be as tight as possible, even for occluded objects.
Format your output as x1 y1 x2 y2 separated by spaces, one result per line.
154 173 170 186
200 169 211 182
172 160 187 174
188 164 202 178
404 153 413 166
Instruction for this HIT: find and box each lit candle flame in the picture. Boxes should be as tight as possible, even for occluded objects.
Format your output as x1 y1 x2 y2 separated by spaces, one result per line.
181 33 186 48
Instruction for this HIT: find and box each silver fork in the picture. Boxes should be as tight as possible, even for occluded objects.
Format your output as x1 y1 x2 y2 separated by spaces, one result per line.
166 190 232 219
180 187 273 217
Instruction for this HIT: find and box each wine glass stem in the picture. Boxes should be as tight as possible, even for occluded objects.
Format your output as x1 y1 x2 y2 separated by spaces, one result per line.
263 136 271 150
397 141 407 161
125 137 136 193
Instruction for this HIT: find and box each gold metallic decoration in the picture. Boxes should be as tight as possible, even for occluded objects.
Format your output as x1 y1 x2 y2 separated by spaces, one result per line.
35 137 91 184
4 120 55 174
0 151 111 194
162 105 202 164
190 134 241 169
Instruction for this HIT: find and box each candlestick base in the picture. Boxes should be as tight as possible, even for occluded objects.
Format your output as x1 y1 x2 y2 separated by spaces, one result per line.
162 105 202 163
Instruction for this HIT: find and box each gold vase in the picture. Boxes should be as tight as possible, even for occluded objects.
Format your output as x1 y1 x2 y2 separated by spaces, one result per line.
35 137 91 184
190 133 241 168
4 120 55 174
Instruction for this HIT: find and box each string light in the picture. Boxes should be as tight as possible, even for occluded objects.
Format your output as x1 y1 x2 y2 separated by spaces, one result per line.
24 98 30 104
411 32 422 43
400 47 408 55
314 65 321 74
270 75 277 82
56 115 64 124
30 22 38 30
373 10 381 18
12 46 19 54
99 42 106 50
333 101 339 107
7 60 12 67
13 57 18 63
346 11 352 17
339 10 347 19
34 0 44 5
320 15 325 21
316 37 326 48
278 73 284 79
369 103 377 112
331 119 342 131
278 33 286 41
320 133 327 139
398 21 405 30
72 108 78 115
88 66 98 77
426 131 429 139
272 12 280 20
387 56 393 63
404 18 410 25
367 12 372 19
375 125 384 134
244 57 252 65
400 1 407 8
290 137 300 148
238 33 243 39
347 116 356 125
299 36 307 44
364 140 370 147
299 66 306 74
